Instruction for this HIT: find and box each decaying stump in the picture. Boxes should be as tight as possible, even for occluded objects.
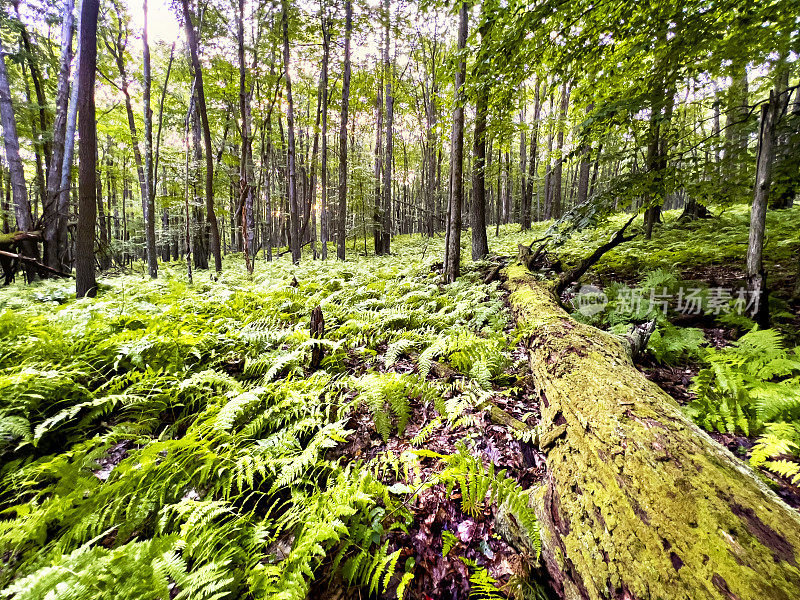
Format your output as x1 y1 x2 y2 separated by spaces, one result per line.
502 265 800 600
310 305 325 369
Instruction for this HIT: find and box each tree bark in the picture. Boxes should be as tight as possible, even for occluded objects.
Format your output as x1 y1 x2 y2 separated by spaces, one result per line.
75 0 99 298
180 0 222 272
0 33 37 282
237 0 254 273
746 93 779 329
142 0 157 279
336 0 351 261
381 0 393 255
43 0 75 271
282 0 301 264
550 82 569 221
503 265 800 600
523 79 542 228
470 6 491 261
319 7 330 260
443 1 467 282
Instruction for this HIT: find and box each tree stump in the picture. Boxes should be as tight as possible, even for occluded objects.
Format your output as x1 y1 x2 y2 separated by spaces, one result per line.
310 305 325 370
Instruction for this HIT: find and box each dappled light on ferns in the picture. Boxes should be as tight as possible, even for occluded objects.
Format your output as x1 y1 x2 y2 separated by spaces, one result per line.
0 244 531 600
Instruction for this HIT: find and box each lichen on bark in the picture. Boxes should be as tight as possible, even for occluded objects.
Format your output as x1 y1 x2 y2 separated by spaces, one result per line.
503 265 800 600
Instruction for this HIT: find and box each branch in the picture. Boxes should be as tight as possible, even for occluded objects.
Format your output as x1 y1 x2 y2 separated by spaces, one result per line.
0 250 72 278
554 213 637 296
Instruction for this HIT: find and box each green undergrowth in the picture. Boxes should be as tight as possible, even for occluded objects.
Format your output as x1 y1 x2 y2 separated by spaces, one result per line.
688 327 800 485
0 241 538 600
492 204 800 283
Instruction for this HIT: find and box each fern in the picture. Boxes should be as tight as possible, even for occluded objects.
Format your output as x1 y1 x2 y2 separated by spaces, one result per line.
689 328 800 435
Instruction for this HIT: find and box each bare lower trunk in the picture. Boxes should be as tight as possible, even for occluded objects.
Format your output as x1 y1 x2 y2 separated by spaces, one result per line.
0 34 37 282
43 0 75 271
282 0 300 264
336 0 351 261
75 0 99 298
443 1 467 282
181 0 222 272
746 92 779 329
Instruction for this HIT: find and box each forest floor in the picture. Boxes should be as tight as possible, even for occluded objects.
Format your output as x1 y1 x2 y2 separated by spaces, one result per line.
0 204 799 600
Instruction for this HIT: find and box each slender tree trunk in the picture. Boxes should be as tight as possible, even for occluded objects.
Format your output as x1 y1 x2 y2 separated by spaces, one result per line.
181 0 222 272
336 0 351 261
281 0 301 263
0 34 38 281
550 82 569 221
43 0 75 271
75 0 99 298
470 41 490 260
237 0 254 273
142 0 157 278
747 91 780 328
443 1 468 281
373 60 384 256
523 79 542 228
382 0 393 254
320 10 329 260
576 103 593 207
57 0 81 268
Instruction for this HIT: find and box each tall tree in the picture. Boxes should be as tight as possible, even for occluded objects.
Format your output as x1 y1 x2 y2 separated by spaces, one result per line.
0 31 37 282
237 0 254 273
180 0 223 272
75 0 99 298
43 0 75 271
282 0 300 264
336 0 351 261
443 1 468 281
470 4 491 261
142 0 157 278
522 78 541 228
381 0 393 254
319 7 330 260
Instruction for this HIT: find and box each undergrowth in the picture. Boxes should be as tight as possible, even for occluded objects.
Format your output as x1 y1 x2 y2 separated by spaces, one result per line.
0 240 529 600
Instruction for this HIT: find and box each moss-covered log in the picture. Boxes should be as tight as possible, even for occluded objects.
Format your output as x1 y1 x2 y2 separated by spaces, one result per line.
503 265 800 600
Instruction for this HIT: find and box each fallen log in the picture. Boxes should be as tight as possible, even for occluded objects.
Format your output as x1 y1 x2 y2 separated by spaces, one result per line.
0 250 72 279
502 264 800 600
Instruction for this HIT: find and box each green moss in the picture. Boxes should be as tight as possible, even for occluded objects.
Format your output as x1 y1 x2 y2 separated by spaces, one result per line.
504 269 800 600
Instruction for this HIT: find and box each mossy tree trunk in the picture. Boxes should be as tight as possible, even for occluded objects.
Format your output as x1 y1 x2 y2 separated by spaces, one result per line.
503 265 800 600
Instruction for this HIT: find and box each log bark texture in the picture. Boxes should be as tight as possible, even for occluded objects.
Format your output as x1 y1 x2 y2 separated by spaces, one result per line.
503 265 800 600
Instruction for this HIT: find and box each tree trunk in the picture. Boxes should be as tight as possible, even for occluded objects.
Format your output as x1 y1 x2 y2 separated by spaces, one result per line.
181 0 222 272
336 0 351 261
470 7 491 261
443 1 467 282
282 0 300 264
142 0 157 279
523 79 542 228
319 8 330 260
237 0 254 273
576 103 593 208
43 0 75 271
746 93 779 329
75 0 99 298
550 82 569 221
381 0 393 255
502 265 800 600
0 33 37 282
